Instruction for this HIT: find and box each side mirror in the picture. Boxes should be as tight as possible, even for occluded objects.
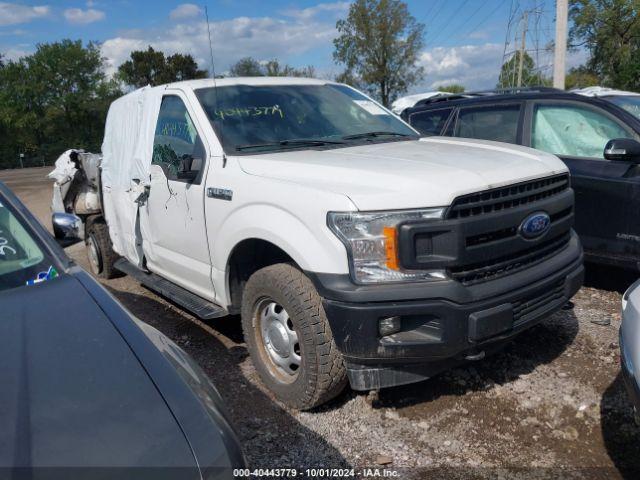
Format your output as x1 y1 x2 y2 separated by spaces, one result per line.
52 213 82 247
177 170 198 181
176 154 199 181
604 138 640 163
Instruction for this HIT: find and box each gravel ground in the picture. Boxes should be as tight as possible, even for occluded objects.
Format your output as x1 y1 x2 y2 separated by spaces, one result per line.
2 167 640 479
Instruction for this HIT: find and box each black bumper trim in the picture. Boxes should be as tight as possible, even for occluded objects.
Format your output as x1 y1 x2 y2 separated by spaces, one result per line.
321 255 583 391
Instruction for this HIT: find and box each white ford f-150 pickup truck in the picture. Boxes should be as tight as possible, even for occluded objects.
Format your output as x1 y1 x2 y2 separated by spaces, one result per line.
51 77 584 410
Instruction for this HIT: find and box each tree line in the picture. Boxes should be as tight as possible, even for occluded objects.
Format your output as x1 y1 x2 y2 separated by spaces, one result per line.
0 0 638 169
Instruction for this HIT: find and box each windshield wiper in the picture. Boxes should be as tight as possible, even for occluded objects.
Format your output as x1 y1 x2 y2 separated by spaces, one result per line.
236 138 345 151
342 131 414 140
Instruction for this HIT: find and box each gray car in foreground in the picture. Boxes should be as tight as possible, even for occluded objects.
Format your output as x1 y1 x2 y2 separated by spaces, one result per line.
621 278 640 421
0 181 244 479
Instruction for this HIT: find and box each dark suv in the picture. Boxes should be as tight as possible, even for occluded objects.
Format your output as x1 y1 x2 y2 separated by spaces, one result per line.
402 87 640 271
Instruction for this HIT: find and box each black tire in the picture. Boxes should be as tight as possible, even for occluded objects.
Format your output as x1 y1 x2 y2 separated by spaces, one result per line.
85 220 120 279
241 263 347 410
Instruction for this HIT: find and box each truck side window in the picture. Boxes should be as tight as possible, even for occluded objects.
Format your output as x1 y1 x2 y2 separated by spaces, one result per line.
532 103 634 159
454 104 521 144
153 96 205 182
408 108 452 136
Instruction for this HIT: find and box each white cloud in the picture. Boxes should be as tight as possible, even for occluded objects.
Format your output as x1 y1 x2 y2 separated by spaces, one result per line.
64 7 105 25
412 42 593 93
1 44 31 60
282 1 349 20
414 43 505 91
0 3 49 26
169 3 202 20
101 6 341 77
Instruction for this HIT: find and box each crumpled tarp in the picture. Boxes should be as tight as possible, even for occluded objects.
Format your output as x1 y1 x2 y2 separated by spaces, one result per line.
48 149 79 213
100 85 164 266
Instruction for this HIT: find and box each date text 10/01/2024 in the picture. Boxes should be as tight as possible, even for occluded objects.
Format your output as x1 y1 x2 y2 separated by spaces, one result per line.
233 469 400 478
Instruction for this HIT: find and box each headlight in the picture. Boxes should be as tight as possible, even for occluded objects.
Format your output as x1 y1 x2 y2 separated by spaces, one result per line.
327 208 446 284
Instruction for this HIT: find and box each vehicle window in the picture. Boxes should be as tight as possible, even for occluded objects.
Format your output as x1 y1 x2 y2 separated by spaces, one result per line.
408 108 452 136
532 103 634 159
0 199 57 291
605 95 640 120
195 84 418 154
454 104 521 144
153 96 205 181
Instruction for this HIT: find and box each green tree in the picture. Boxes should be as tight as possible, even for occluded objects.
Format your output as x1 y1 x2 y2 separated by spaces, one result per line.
264 59 316 78
229 56 264 76
0 40 121 168
228 56 316 77
496 51 550 88
570 0 640 90
333 0 425 107
437 84 465 93
117 46 207 88
565 65 601 89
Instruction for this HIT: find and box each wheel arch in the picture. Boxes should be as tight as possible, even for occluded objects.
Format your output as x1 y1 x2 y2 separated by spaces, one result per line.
213 204 349 310
225 238 297 314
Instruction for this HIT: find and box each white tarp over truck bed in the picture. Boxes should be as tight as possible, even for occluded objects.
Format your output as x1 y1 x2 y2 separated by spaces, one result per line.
100 85 164 266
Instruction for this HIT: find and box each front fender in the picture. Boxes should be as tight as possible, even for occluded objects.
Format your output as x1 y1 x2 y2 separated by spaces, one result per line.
212 203 349 275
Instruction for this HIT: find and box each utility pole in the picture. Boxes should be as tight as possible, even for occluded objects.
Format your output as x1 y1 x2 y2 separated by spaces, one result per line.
517 11 529 87
553 0 569 90
553 0 569 89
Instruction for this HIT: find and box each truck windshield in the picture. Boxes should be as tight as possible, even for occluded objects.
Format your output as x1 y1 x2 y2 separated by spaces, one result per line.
195 84 418 154
606 95 640 120
0 198 57 291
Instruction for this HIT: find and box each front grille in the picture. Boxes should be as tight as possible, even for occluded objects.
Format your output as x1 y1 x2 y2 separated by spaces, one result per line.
446 174 570 220
449 233 571 286
513 280 565 326
465 206 573 248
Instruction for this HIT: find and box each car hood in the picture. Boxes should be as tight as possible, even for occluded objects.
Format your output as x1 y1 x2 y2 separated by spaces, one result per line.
236 137 568 210
0 275 197 469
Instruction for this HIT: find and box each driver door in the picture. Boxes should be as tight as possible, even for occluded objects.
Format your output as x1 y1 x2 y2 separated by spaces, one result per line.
526 99 640 264
140 93 214 300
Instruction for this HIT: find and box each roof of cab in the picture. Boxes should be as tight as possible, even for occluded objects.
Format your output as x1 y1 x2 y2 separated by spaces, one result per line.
164 76 337 90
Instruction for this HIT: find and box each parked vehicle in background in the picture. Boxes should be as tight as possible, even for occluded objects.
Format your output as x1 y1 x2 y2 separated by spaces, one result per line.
621 278 640 424
391 91 451 114
54 78 583 410
573 86 640 120
0 181 244 477
402 87 640 272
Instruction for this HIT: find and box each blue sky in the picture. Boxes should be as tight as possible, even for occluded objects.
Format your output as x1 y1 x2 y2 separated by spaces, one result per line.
0 0 586 91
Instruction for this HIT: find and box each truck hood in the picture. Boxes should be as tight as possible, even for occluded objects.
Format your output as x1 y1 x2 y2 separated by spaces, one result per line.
236 137 568 210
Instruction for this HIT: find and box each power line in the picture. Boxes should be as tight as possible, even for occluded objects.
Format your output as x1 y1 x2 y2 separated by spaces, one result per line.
435 0 490 46
423 0 450 43
428 0 473 45
464 0 510 41
422 0 442 21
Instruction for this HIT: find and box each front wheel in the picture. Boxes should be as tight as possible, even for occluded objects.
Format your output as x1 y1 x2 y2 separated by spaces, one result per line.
241 263 347 410
85 220 120 279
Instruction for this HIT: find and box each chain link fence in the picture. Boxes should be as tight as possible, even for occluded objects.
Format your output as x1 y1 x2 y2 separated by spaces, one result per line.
0 144 68 170
1 154 47 170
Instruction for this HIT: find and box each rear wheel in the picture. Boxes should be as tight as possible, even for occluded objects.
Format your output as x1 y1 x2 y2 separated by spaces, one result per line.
85 221 119 279
241 263 347 410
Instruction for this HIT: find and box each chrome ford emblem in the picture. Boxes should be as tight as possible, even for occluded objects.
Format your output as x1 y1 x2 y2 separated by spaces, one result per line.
519 212 551 239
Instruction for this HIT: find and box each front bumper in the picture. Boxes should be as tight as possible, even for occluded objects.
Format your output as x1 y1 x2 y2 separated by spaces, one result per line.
621 340 640 415
313 232 584 390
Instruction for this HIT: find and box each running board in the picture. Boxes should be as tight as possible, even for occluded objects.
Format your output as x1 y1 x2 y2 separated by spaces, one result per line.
114 259 227 320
